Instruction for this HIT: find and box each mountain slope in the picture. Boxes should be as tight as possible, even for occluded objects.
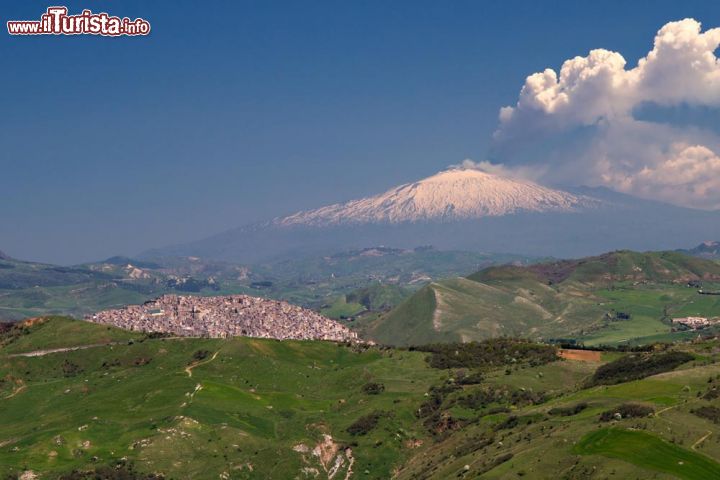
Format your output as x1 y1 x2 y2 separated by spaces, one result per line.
144 168 720 263
679 241 720 260
277 168 596 226
367 251 720 346
470 250 720 285
0 316 446 479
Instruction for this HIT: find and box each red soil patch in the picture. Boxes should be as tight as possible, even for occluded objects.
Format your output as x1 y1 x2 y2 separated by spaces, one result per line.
558 349 602 362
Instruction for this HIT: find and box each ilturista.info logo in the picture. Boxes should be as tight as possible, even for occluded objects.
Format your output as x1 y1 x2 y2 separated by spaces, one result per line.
7 6 151 36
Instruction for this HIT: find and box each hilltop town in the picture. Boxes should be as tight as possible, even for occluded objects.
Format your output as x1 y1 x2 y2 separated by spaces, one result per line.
86 294 358 342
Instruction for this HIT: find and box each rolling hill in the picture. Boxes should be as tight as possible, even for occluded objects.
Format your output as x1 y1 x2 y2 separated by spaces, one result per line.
0 317 445 479
3 317 720 479
365 251 720 346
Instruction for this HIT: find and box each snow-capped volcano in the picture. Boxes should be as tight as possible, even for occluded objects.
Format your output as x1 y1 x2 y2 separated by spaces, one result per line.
277 168 597 226
143 167 720 263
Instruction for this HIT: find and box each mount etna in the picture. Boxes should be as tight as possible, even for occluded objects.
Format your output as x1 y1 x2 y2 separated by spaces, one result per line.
143 167 720 263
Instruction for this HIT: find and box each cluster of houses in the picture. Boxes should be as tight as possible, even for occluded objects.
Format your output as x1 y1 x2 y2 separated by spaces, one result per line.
86 294 358 342
672 316 719 330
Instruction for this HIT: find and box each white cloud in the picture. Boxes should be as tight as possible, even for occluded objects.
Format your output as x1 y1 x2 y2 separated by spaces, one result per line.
601 144 720 210
493 18 720 209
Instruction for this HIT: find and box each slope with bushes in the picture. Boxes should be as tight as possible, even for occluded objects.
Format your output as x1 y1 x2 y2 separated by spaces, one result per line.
370 251 720 346
3 317 720 479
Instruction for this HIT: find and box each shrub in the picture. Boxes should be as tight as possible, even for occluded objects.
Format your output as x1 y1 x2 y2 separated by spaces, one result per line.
58 461 163 479
416 383 461 418
457 371 484 385
493 415 519 431
61 360 83 377
0 322 32 348
453 433 495 456
347 411 390 436
599 403 654 421
491 453 513 468
415 338 557 370
587 351 693 386
192 350 210 362
704 387 720 400
415 382 464 435
143 332 172 340
456 387 502 410
361 382 385 395
457 385 546 410
549 402 588 417
133 357 152 367
692 406 720 424
493 414 540 431
101 359 121 369
421 412 460 436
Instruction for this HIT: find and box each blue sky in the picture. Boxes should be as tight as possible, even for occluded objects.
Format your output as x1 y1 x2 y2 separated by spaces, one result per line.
2 0 720 264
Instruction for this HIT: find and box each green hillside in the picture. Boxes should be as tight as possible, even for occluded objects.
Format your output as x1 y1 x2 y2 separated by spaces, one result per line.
369 251 720 346
0 248 528 322
470 250 720 285
3 317 720 479
243 247 531 310
320 284 411 323
346 284 410 312
0 317 445 479
0 316 136 354
396 342 720 480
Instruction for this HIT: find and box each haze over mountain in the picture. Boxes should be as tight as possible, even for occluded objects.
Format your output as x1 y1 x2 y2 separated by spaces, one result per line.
144 167 720 263
679 241 720 260
277 168 597 226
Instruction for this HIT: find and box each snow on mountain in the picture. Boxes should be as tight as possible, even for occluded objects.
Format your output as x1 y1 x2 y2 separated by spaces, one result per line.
680 240 720 259
277 168 598 226
142 166 720 263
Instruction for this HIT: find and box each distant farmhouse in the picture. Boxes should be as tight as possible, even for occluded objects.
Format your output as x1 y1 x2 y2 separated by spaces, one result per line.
672 316 717 330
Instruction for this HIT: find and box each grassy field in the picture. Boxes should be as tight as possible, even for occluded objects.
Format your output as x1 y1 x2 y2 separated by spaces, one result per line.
0 316 137 354
576 284 720 344
3 317 720 479
0 318 445 479
319 296 366 319
575 428 720 479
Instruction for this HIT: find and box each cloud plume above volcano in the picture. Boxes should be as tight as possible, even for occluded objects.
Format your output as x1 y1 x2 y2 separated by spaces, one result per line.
493 18 720 210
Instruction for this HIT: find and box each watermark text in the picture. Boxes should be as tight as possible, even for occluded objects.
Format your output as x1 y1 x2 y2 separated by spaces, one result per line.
8 6 151 36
